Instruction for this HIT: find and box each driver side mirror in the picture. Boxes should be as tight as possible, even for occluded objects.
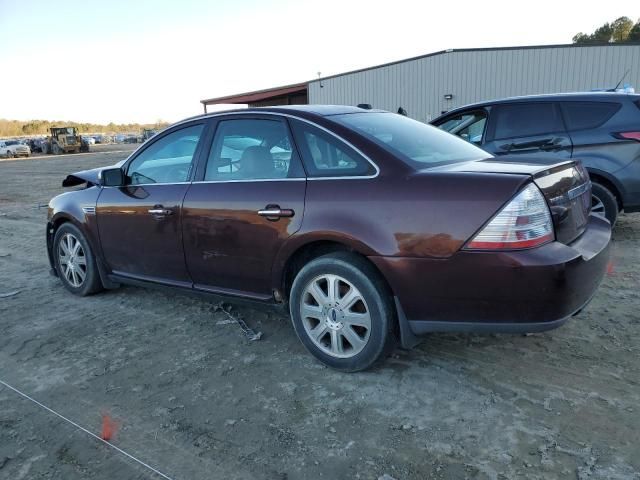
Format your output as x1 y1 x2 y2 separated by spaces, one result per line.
100 167 125 187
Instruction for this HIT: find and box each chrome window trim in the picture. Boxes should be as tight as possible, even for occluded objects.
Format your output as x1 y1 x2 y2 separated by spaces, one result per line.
193 178 305 184
102 181 192 188
118 111 380 182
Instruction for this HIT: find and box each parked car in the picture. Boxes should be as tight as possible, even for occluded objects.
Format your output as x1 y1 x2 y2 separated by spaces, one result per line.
0 140 31 158
82 136 96 145
93 135 112 144
142 128 159 142
27 138 45 153
46 106 610 371
432 92 640 225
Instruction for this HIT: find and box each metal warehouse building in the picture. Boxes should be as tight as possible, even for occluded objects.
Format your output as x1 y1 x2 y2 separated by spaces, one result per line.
202 43 640 122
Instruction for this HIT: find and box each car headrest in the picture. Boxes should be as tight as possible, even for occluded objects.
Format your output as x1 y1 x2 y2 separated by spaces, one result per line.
240 146 274 178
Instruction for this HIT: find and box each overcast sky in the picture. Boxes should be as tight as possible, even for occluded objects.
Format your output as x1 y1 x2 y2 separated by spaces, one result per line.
0 0 637 124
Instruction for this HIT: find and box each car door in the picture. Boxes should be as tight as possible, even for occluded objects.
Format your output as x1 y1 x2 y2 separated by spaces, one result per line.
96 122 207 286
182 115 306 299
482 102 572 158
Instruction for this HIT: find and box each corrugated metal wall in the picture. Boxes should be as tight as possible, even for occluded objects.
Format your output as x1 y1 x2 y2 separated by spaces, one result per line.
308 45 640 122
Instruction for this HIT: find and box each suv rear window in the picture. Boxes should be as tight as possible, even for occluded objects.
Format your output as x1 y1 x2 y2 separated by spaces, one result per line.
332 112 488 169
560 102 621 131
491 103 564 140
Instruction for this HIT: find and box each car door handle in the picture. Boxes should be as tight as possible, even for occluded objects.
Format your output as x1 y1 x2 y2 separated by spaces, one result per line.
258 206 294 219
148 207 174 216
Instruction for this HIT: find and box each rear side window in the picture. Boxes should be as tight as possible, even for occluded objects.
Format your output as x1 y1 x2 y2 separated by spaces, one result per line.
290 120 375 177
560 102 621 131
491 103 564 140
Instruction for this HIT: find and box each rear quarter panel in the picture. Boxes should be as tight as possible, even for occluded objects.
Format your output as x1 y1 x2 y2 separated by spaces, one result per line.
272 171 530 287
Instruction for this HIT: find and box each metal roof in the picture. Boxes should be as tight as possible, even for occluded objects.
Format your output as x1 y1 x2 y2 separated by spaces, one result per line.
200 43 640 108
201 82 307 105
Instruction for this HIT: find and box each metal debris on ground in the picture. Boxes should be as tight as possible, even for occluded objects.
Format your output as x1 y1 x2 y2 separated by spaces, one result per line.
216 304 262 341
0 290 20 298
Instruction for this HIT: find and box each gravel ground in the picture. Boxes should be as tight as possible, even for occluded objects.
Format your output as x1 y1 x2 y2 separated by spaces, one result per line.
0 148 638 480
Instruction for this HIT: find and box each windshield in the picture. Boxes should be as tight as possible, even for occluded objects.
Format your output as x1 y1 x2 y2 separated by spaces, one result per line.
332 112 490 168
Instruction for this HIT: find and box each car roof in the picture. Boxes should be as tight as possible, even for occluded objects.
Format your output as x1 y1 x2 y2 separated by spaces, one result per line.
438 92 640 118
178 104 384 125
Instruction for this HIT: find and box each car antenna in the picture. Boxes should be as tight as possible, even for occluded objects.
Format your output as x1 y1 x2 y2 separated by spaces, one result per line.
609 69 630 92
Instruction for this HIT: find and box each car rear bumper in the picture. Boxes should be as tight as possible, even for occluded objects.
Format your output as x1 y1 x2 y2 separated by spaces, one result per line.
370 214 611 345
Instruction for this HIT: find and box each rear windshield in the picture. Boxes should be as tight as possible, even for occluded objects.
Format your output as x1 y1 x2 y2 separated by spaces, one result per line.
332 112 489 168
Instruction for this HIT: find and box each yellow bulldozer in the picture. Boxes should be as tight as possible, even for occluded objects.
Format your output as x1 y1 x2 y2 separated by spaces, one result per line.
42 127 89 154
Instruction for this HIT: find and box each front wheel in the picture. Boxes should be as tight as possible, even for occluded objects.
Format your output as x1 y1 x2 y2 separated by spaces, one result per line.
289 252 395 372
591 182 618 226
53 223 103 296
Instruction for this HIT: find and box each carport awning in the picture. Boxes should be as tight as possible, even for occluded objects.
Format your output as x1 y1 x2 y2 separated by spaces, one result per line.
200 83 308 105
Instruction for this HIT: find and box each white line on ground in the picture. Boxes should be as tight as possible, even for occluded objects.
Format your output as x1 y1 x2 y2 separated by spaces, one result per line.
0 379 176 480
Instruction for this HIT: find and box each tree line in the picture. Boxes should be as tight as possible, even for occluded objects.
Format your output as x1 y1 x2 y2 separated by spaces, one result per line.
0 119 169 138
573 16 640 44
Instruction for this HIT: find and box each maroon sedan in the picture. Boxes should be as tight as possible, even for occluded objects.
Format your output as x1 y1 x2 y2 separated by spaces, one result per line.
47 106 611 371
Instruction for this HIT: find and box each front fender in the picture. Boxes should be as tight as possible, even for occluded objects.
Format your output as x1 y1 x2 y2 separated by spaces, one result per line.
47 187 102 267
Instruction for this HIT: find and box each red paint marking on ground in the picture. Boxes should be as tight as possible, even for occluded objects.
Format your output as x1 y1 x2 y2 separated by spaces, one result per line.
101 413 119 441
607 261 615 276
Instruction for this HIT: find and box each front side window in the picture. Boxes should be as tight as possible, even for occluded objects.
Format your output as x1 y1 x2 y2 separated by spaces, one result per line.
332 112 488 169
290 120 375 177
437 111 487 145
127 124 203 184
491 103 564 140
205 119 301 181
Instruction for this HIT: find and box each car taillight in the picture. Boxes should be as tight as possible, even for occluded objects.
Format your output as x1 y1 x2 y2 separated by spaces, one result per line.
616 131 640 142
465 183 554 250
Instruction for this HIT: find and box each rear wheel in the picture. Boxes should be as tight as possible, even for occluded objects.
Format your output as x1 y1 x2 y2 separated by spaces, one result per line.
289 252 395 372
53 223 103 296
591 182 618 226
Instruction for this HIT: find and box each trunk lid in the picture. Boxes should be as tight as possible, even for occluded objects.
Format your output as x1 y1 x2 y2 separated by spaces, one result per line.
433 157 592 244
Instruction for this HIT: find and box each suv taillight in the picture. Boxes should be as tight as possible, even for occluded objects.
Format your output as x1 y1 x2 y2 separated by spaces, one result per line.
465 183 554 250
616 131 640 142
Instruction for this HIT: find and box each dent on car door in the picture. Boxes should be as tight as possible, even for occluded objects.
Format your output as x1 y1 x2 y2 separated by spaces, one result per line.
484 102 572 158
96 123 205 285
182 116 306 299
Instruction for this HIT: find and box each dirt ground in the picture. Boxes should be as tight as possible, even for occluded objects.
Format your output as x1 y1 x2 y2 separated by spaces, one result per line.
0 147 638 480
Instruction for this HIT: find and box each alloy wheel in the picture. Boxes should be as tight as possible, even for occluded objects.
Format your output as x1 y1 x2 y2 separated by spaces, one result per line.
591 194 606 218
58 233 87 288
300 274 371 359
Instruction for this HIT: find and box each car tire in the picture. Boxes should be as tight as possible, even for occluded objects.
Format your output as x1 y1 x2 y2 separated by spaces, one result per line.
53 223 103 296
591 182 618 226
289 252 395 372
